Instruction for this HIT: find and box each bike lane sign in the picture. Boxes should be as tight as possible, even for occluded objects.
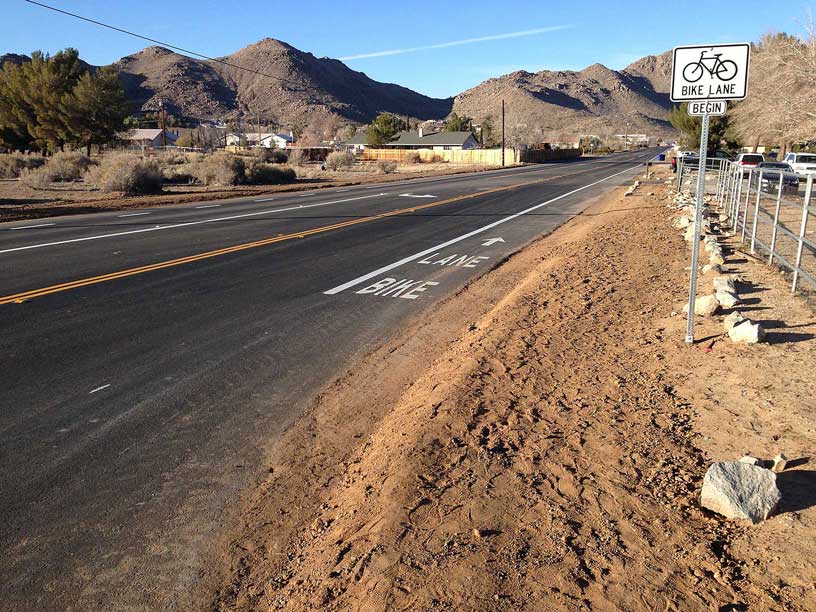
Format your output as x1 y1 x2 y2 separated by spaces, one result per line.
670 43 750 102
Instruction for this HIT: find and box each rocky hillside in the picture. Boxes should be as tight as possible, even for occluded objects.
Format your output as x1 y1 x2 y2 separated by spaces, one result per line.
453 52 675 141
114 39 453 127
3 41 676 138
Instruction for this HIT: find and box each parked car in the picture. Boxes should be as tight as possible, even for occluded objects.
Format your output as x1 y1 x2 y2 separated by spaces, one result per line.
752 162 800 194
782 152 816 178
673 149 731 171
736 152 765 176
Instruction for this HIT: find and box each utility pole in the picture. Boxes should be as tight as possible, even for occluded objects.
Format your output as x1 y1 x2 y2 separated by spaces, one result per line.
158 99 166 150
501 99 505 167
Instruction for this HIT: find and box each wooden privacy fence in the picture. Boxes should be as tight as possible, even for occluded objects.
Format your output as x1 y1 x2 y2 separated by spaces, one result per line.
359 147 581 165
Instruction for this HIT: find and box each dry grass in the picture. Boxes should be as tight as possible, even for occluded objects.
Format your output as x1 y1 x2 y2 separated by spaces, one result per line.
85 153 163 194
0 152 46 178
325 151 353 171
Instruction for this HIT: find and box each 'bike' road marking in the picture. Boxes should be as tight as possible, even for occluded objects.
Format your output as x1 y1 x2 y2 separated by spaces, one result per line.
0 157 651 305
9 223 55 231
0 193 388 255
323 163 639 295
356 278 439 300
117 212 150 218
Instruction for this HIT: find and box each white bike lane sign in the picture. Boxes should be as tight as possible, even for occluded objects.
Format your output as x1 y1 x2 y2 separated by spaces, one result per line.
670 43 750 345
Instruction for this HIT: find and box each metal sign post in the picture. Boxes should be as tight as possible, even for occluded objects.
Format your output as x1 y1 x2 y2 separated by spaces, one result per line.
684 113 710 344
670 42 750 344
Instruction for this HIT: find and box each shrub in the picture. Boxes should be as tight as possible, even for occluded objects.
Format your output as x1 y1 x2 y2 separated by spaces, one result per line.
85 153 163 194
405 152 421 164
22 151 92 186
286 148 305 167
244 160 297 185
255 148 289 164
325 150 353 171
162 163 196 185
375 159 398 174
191 153 246 186
0 152 45 178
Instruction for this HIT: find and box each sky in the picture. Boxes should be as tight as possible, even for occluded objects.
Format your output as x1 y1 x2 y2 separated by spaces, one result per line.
3 0 814 98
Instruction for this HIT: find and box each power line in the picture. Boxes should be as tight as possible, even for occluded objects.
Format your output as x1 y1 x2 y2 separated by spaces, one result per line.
22 0 304 90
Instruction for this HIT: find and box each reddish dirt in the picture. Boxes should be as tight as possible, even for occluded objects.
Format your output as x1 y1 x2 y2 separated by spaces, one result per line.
201 165 815 611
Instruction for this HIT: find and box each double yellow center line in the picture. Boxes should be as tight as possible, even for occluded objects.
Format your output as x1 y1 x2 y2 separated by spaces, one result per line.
0 167 596 305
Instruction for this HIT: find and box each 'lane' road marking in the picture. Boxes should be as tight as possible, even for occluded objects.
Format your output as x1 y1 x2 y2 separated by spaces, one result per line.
0 193 388 255
9 223 55 231
323 164 640 295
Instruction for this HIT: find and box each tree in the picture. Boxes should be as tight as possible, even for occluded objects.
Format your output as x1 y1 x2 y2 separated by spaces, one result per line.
479 115 495 146
61 67 128 155
446 112 473 132
668 103 739 152
365 112 406 147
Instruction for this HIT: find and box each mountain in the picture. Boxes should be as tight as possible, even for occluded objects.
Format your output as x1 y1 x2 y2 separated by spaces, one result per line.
2 41 677 138
114 39 453 127
451 52 675 141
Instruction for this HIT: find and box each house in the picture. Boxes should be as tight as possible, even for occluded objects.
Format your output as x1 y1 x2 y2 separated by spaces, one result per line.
383 129 480 151
343 131 370 151
119 128 178 149
225 132 294 148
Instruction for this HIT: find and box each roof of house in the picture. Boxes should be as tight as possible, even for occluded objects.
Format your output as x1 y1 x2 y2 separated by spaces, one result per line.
344 132 369 145
120 128 172 141
384 131 477 147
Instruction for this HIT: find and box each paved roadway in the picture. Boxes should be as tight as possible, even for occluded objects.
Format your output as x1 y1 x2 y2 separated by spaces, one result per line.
0 149 661 610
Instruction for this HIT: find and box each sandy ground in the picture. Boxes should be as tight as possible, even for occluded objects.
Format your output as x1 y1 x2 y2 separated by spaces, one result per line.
202 165 815 611
0 163 502 222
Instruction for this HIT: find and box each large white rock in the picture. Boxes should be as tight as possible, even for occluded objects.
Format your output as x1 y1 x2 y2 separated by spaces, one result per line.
674 216 691 229
713 276 737 293
703 264 723 275
682 294 719 316
728 319 766 344
723 311 746 331
701 461 781 523
710 252 726 266
716 290 741 308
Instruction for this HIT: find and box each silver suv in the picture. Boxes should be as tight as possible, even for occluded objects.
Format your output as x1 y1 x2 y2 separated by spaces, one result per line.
782 152 816 178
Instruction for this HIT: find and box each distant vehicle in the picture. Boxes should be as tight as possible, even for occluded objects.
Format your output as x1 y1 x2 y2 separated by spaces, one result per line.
673 149 731 172
782 152 816 178
736 152 764 176
752 162 800 194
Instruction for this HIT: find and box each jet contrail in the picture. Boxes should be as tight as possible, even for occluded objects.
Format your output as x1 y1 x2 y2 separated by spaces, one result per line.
339 25 574 61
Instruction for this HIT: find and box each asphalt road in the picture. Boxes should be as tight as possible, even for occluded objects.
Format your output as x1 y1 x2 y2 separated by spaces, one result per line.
0 149 662 610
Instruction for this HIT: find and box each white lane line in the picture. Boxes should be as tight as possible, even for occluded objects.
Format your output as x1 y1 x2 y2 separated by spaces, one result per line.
324 163 642 296
89 383 111 394
117 212 150 218
195 204 221 209
337 189 350 192
9 223 55 231
0 193 389 255
255 197 274 202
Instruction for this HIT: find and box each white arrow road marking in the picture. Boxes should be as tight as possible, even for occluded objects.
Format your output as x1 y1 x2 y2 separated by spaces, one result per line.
324 163 641 295
0 193 388 255
482 237 505 246
398 193 438 198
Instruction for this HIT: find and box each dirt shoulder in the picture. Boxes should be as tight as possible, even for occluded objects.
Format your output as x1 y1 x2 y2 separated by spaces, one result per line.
0 163 506 223
203 166 816 611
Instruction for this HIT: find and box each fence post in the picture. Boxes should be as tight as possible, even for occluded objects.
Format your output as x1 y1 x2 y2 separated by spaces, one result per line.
741 169 753 242
769 173 784 265
734 169 744 235
792 175 813 292
677 156 684 192
750 170 763 254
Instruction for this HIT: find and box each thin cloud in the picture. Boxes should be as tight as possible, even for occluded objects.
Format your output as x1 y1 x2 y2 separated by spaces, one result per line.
339 25 574 61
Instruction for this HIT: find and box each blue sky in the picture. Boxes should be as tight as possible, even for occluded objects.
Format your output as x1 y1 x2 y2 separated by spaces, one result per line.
4 0 813 97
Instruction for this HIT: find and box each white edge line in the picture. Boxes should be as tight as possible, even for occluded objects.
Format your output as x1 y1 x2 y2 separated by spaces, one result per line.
10 223 55 230
195 204 221 209
323 161 645 295
117 212 150 218
0 193 388 255
89 383 111 394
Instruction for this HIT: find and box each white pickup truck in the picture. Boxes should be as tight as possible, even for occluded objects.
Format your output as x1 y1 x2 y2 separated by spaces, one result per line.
782 152 816 178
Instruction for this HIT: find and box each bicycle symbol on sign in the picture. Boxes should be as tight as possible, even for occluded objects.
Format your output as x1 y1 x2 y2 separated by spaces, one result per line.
682 51 738 83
